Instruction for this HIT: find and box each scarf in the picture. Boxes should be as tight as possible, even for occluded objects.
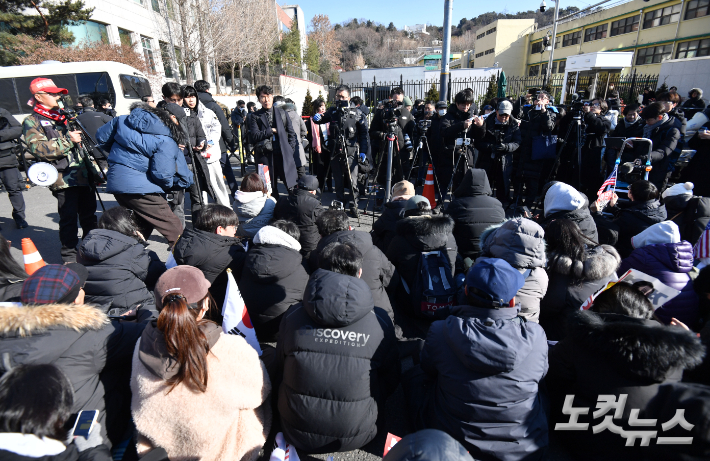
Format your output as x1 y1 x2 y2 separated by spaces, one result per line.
310 117 329 154
33 103 66 124
623 115 639 128
642 113 668 139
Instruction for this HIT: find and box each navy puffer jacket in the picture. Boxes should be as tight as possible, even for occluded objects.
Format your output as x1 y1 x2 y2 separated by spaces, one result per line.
96 103 192 195
618 241 699 327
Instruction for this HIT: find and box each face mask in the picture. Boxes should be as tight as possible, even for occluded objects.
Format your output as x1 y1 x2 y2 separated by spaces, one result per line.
535 105 541 110
438 109 447 116
425 110 433 116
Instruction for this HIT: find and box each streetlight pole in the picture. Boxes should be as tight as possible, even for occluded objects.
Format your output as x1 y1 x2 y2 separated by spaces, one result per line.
544 0 560 89
440 0 453 102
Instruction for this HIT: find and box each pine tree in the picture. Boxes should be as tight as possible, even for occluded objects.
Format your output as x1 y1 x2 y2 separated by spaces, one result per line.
302 88 314 116
657 81 669 93
483 74 498 106
426 82 440 102
305 40 320 73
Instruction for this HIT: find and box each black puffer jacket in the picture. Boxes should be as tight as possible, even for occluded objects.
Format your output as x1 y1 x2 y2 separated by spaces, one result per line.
446 168 505 259
517 108 557 179
539 245 621 341
273 189 327 256
643 116 681 188
78 229 164 317
372 198 408 254
547 310 705 461
386 215 457 316
172 227 247 310
0 107 22 168
680 120 710 197
0 304 144 446
309 230 395 319
275 269 399 453
599 199 667 258
471 113 521 168
240 226 309 342
441 104 476 167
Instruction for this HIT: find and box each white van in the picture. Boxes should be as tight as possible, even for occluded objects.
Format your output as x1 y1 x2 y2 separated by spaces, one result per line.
0 61 152 123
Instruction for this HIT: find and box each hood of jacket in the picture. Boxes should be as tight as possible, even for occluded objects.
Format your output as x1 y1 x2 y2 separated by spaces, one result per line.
453 168 492 198
253 225 301 252
627 199 668 223
138 320 221 380
547 244 620 281
385 429 473 461
320 230 373 257
302 269 374 327
634 241 695 273
480 217 546 269
632 221 681 248
197 91 216 105
281 102 297 113
78 229 142 263
544 182 585 217
173 227 244 267
125 102 183 143
445 304 539 374
396 214 455 251
689 88 704 99
0 303 108 337
568 310 704 382
235 191 272 218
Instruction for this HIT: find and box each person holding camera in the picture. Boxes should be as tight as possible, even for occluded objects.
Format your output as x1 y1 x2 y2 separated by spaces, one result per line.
247 85 298 200
0 107 27 230
23 78 97 262
440 89 478 199
371 87 416 186
313 85 369 216
631 102 682 189
471 100 521 204
578 98 612 199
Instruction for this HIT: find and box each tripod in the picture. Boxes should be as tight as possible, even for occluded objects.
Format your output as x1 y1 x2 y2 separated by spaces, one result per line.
320 119 360 223
63 115 107 211
407 132 444 201
442 132 472 204
382 118 402 204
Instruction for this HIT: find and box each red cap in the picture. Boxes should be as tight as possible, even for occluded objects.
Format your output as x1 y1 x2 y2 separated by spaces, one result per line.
29 78 68 95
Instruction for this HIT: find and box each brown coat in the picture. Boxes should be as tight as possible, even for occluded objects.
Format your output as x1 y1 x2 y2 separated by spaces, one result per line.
130 333 272 461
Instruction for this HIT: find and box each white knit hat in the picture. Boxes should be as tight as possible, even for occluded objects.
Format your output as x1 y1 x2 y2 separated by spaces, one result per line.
631 221 681 249
662 182 693 199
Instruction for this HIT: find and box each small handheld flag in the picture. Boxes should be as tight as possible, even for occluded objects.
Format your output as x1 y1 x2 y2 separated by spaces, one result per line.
222 269 262 355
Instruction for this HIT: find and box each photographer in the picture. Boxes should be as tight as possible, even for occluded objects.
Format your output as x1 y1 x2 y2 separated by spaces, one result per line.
516 90 556 207
638 102 681 189
604 103 645 175
247 85 298 199
440 89 478 198
410 101 437 186
75 97 112 172
471 100 521 204
312 84 368 216
0 107 27 229
579 98 612 199
371 87 416 186
22 78 97 262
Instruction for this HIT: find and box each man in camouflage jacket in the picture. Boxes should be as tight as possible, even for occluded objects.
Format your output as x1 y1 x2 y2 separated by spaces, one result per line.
22 78 97 262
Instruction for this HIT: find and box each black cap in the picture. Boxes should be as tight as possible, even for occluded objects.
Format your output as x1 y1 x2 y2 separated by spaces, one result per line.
164 102 188 120
297 175 319 191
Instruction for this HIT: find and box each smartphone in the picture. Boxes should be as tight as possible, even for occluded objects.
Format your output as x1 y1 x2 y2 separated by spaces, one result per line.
72 410 99 438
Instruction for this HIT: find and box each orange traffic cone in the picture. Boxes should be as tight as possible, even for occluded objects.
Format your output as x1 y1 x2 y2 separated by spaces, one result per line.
422 164 437 208
22 238 46 275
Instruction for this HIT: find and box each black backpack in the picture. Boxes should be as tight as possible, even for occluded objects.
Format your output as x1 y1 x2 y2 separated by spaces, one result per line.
402 250 457 318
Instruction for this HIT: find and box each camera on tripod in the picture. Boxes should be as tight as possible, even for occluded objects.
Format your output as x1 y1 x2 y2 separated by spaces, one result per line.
568 93 589 118
335 100 356 116
418 119 432 129
381 99 402 122
455 137 471 146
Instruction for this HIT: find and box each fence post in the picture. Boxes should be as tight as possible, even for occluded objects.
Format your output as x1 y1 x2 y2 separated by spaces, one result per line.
400 74 403 90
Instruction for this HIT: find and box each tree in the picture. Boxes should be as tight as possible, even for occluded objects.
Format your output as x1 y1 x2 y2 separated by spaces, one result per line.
483 74 498 106
273 22 302 66
308 15 341 70
304 39 320 73
387 22 396 32
426 82 440 102
0 0 94 65
302 88 314 116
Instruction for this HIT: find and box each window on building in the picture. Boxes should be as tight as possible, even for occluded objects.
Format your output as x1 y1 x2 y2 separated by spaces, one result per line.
64 20 108 47
610 15 639 36
174 47 186 80
676 38 710 58
551 61 558 74
635 44 673 65
484 48 494 55
531 41 543 54
643 4 682 29
475 51 484 58
529 65 539 77
118 28 132 47
151 0 161 13
159 41 173 78
476 32 485 40
486 27 496 35
558 60 566 74
141 36 156 72
584 24 608 42
685 0 709 19
562 31 582 47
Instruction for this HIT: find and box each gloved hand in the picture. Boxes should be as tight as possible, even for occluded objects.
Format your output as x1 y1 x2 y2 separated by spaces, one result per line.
404 134 413 151
359 153 367 162
312 113 322 122
495 143 507 152
72 422 104 452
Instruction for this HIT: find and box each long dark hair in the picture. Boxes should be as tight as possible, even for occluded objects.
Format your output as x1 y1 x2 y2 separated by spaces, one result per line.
545 219 599 281
157 292 214 393
98 206 141 240
0 234 27 280
183 85 200 110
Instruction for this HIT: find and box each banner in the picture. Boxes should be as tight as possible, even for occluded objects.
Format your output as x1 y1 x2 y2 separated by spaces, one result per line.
258 163 272 195
222 269 262 355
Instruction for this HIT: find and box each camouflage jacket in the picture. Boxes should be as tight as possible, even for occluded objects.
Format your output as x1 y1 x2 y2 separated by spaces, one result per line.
22 113 90 191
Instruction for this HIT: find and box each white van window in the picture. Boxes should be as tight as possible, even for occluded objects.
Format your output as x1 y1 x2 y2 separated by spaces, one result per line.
0 79 21 114
120 74 151 99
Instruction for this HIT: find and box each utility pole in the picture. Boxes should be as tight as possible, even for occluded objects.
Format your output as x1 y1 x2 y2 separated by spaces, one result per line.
440 0 453 102
544 1 560 88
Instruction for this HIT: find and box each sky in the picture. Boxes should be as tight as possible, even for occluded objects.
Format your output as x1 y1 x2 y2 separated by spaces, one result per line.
287 0 597 30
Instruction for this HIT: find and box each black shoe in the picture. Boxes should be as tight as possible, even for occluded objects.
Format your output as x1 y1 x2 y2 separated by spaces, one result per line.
349 206 359 218
15 219 28 229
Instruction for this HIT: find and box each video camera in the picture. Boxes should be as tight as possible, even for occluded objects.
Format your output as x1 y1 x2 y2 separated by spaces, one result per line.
418 119 432 130
335 100 357 116
380 99 402 122
568 93 590 118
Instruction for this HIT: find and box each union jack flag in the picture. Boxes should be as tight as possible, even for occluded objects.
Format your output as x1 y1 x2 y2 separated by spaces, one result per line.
694 221 710 260
596 165 618 210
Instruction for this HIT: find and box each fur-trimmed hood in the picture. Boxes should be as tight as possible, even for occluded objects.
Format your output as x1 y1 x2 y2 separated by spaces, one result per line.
547 244 620 281
396 214 455 251
128 101 185 146
568 310 705 382
689 88 704 99
0 303 108 337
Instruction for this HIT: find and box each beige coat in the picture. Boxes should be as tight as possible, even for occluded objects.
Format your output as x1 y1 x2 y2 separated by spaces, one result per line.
130 333 271 461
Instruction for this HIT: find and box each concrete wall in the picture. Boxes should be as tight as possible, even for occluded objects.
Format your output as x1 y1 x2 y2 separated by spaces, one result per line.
659 56 710 102
213 75 325 116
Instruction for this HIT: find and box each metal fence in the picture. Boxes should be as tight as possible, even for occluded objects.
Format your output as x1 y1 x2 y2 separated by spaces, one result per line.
329 72 658 108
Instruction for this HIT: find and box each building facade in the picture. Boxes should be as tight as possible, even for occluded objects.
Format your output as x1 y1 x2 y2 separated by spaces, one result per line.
470 19 537 75
526 0 710 77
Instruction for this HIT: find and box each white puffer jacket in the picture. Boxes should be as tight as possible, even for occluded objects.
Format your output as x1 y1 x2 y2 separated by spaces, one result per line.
198 104 222 163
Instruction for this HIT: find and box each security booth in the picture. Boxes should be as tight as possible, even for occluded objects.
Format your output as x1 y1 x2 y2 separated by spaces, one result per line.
560 52 634 104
